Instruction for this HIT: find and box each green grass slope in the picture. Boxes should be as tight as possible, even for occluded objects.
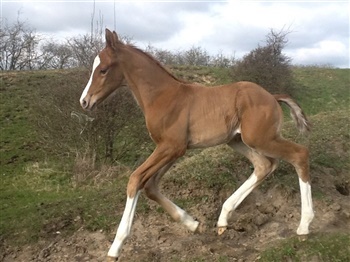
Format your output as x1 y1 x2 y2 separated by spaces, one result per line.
0 67 349 261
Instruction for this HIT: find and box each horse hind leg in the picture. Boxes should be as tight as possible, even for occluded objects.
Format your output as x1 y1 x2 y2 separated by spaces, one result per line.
243 134 314 236
217 136 278 235
277 140 314 235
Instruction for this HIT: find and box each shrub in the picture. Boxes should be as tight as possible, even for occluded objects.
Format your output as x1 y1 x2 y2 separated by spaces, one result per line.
232 29 294 94
32 70 147 171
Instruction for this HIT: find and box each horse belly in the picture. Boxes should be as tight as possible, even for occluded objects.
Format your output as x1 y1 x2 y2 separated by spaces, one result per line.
186 85 240 148
187 123 240 149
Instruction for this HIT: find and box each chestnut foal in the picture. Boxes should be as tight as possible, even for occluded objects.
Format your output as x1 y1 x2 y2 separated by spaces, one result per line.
80 29 314 261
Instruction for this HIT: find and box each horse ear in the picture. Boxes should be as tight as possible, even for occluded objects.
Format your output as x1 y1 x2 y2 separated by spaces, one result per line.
113 31 119 42
105 28 120 50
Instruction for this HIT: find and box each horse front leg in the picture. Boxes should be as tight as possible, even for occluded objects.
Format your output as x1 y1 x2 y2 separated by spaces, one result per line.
107 191 140 260
144 162 199 232
106 145 185 261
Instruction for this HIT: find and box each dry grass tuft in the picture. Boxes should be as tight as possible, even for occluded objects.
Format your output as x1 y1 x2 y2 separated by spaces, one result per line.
72 151 130 188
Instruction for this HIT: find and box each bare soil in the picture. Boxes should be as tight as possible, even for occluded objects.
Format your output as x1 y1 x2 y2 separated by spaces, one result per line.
2 166 349 262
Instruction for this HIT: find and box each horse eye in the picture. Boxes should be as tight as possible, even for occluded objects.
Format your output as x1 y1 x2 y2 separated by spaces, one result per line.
100 68 108 75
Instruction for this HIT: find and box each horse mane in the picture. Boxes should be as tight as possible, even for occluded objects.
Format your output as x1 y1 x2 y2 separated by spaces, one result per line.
126 44 186 83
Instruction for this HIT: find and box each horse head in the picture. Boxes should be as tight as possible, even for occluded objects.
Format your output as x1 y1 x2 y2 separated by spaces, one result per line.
80 29 125 110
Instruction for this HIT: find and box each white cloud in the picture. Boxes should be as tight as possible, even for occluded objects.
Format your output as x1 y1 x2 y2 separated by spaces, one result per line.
1 0 349 68
290 40 349 67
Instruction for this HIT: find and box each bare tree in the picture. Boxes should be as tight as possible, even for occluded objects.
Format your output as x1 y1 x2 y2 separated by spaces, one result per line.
210 50 235 67
39 41 76 69
67 34 99 68
145 44 235 68
0 18 41 70
145 44 177 65
183 46 210 66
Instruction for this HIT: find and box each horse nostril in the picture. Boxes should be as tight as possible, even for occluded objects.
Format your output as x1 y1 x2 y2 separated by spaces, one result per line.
81 99 88 109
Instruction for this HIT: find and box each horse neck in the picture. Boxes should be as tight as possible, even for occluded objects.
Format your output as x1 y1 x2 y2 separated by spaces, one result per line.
120 47 180 112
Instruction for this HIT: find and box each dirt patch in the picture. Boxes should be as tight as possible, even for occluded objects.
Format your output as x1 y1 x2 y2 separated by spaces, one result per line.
2 168 350 262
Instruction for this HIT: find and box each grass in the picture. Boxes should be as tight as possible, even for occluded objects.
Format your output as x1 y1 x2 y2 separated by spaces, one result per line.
0 66 349 261
0 69 130 245
309 110 349 169
0 170 128 245
293 67 350 114
1 73 43 176
171 65 232 85
169 146 243 189
259 233 350 262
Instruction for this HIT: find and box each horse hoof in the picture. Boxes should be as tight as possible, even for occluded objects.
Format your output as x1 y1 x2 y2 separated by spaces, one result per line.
187 220 200 233
106 256 118 262
298 234 308 242
217 226 227 235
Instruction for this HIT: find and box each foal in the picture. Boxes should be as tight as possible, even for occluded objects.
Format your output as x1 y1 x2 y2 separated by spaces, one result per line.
80 29 314 261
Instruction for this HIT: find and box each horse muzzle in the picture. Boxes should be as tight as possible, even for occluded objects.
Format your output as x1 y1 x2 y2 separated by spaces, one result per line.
80 95 96 111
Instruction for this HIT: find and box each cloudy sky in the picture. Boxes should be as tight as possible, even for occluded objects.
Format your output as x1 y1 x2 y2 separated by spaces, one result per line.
2 0 349 68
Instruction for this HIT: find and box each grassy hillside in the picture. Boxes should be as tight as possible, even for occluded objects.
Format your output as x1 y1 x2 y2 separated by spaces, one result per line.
0 67 349 261
293 67 349 114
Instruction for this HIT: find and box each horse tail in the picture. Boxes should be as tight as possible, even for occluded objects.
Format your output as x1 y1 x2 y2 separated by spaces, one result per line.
274 94 311 134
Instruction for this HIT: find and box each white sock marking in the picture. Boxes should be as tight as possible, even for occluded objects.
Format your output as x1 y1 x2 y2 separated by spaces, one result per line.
217 174 258 227
174 205 199 232
108 191 140 258
80 55 100 105
297 178 314 235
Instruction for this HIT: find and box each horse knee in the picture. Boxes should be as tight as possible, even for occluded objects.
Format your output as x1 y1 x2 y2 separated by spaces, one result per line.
127 174 142 198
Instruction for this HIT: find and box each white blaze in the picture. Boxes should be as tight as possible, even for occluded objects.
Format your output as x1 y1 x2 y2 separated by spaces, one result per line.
80 55 101 105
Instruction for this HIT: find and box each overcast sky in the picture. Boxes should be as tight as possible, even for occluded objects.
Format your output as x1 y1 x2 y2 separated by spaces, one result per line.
2 0 349 68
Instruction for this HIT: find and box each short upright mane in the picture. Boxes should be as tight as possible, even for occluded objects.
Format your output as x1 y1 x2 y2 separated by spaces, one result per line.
126 44 185 83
